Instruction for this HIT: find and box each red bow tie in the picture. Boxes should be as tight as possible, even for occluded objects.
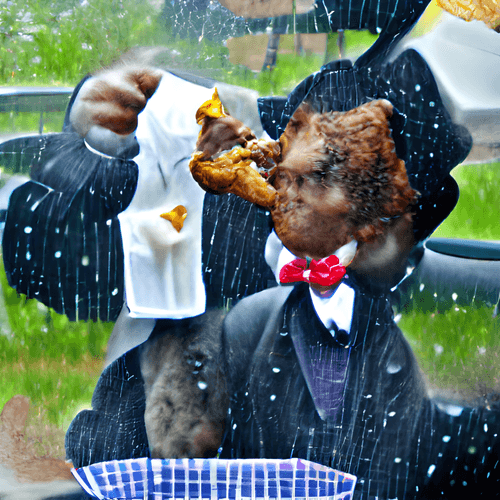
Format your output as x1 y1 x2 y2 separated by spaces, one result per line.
279 255 346 287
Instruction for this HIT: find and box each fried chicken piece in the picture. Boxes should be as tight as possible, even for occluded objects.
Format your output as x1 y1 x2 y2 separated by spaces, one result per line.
247 139 282 174
160 205 188 232
270 99 418 288
190 89 279 208
190 145 278 208
437 0 500 29
271 100 418 257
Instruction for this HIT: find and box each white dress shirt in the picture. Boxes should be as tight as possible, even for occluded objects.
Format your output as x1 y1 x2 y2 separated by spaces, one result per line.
118 72 213 318
266 230 355 335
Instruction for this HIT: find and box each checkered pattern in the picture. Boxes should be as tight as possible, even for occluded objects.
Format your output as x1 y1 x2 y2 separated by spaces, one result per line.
72 458 357 500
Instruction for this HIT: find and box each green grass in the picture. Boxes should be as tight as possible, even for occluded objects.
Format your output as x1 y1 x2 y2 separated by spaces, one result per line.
220 52 325 96
0 0 166 86
0 262 113 430
433 162 500 241
211 31 378 96
397 161 500 400
398 161 500 399
0 111 66 135
0 0 379 91
398 304 500 403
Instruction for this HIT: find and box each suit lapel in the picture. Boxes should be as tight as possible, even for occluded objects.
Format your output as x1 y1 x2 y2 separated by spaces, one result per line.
287 284 353 421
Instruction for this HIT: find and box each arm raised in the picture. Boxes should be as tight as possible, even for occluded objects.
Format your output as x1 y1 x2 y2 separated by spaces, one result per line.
69 66 163 156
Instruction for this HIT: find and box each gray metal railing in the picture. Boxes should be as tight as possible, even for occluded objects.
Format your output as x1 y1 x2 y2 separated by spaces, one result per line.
0 86 73 134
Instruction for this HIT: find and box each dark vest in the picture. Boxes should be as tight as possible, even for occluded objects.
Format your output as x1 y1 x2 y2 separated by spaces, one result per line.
220 284 500 499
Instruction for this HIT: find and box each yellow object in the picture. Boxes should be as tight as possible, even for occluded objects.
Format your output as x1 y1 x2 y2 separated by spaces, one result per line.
189 147 277 209
437 0 500 28
160 205 188 232
410 0 444 37
195 88 227 125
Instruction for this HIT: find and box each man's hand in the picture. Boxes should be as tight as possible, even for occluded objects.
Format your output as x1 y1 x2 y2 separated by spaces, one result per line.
196 114 256 161
70 67 163 137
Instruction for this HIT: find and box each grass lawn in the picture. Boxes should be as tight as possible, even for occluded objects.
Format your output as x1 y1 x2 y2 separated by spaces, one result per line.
433 162 500 241
0 112 66 136
0 0 165 87
398 161 500 402
397 303 500 404
0 261 113 458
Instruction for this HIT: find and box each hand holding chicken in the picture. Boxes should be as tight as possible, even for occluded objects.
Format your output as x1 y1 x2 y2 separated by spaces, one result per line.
190 89 279 208
190 92 419 291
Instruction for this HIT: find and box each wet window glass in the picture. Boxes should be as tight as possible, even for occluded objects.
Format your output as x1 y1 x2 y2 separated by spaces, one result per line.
0 1 499 498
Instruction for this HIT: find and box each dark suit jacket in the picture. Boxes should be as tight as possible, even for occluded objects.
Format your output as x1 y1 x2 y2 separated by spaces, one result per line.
66 281 500 498
219 283 500 499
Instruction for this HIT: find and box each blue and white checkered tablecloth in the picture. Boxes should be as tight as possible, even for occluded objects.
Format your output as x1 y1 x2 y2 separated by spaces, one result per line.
72 458 357 500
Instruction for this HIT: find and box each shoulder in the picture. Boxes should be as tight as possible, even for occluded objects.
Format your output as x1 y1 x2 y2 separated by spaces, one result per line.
223 286 293 357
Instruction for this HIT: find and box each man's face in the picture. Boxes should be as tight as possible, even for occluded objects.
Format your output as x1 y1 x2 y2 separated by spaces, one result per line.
269 99 418 275
270 125 354 261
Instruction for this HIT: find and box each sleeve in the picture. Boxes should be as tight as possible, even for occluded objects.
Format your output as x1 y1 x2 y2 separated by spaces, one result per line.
222 286 293 390
1 70 145 322
202 194 276 309
257 48 471 245
62 74 92 133
65 347 150 468
1 129 138 322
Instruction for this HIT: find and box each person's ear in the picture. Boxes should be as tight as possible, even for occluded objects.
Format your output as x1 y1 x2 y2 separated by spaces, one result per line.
349 214 415 291
279 102 315 150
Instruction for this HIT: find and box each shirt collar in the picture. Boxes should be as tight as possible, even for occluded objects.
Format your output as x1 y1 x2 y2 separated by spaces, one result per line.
309 283 355 335
268 232 355 336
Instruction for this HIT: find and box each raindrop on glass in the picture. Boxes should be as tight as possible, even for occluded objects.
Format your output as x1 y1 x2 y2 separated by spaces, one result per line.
387 363 402 374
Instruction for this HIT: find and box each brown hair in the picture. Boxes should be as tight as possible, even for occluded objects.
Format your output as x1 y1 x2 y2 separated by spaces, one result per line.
287 100 419 243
